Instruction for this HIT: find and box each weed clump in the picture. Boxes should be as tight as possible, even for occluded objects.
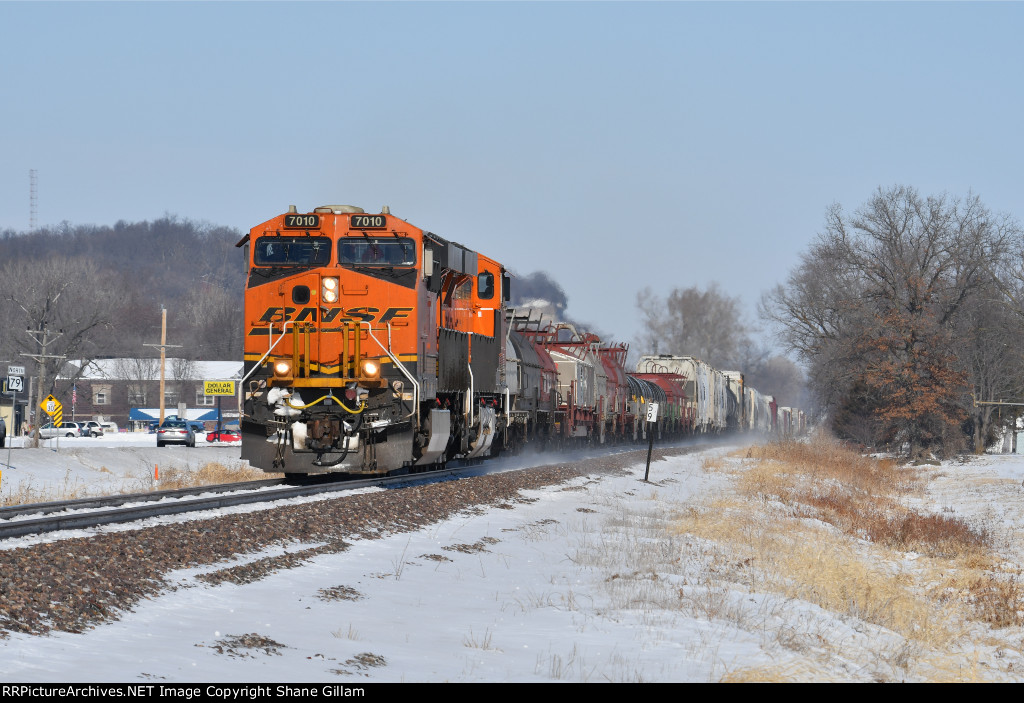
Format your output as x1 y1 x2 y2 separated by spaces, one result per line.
154 462 278 490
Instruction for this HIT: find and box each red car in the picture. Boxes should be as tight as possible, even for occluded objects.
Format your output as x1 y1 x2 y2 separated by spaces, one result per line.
206 429 241 443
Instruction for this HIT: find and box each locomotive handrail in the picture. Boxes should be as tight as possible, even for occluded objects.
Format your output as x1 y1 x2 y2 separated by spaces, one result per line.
238 319 297 415
361 321 420 427
240 320 296 385
467 363 474 429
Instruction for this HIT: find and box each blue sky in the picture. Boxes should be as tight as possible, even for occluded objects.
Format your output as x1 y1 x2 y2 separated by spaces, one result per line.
2 1 1022 347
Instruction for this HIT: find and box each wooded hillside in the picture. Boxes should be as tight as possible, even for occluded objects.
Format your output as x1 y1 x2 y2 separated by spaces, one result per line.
0 216 245 362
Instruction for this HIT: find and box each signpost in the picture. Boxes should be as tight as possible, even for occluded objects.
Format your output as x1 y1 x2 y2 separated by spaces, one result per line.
204 381 236 433
5 366 24 470
40 394 63 450
643 402 659 482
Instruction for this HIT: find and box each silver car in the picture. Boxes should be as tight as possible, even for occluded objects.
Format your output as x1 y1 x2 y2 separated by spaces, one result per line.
39 422 83 438
80 421 104 437
156 419 196 447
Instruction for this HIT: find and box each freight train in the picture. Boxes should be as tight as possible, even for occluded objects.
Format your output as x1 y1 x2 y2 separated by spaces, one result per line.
238 205 804 476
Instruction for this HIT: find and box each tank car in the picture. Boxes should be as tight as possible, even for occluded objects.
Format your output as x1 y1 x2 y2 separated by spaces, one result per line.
239 205 511 475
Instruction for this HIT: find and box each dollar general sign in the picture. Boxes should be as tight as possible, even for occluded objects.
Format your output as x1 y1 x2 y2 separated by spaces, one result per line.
203 381 236 396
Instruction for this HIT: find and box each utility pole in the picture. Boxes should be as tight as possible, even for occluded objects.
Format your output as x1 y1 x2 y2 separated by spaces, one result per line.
29 169 37 231
144 306 181 427
23 325 65 448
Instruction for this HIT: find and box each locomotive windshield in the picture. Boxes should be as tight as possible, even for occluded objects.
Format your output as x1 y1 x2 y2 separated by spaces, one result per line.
254 236 332 266
339 237 416 267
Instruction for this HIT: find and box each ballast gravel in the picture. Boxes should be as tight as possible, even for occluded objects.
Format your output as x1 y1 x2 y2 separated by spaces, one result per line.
0 447 691 637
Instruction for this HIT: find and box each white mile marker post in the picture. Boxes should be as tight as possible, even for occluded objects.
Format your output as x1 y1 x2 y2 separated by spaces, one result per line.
643 402 659 482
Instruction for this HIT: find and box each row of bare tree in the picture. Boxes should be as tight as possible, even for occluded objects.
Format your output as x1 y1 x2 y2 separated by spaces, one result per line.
0 217 245 438
634 284 807 413
761 185 1024 458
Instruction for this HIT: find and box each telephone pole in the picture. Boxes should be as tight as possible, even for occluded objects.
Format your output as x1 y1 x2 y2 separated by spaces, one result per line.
23 325 65 447
144 306 181 426
29 169 37 231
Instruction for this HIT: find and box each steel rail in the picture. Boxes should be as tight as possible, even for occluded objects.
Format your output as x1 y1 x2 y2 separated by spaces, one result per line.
0 467 468 541
0 438 719 541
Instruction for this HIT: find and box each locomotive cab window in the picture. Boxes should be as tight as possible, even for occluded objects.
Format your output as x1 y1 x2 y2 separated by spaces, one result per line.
477 271 495 299
254 237 331 266
339 237 416 267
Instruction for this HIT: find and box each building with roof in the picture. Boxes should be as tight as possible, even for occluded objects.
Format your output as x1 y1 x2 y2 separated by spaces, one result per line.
56 358 243 431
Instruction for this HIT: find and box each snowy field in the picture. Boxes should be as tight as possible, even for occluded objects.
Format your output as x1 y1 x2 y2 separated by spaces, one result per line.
0 436 1023 682
0 432 245 501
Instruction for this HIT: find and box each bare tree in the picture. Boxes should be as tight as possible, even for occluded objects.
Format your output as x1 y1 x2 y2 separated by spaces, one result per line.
953 287 1024 452
169 357 198 412
112 357 160 407
741 351 807 411
635 283 752 369
178 283 242 359
762 186 1021 457
0 257 123 443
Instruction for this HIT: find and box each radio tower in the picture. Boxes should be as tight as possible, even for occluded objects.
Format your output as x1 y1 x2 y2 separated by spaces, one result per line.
29 169 37 231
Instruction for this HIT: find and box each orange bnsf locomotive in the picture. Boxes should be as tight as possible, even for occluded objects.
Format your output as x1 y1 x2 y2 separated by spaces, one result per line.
239 204 511 476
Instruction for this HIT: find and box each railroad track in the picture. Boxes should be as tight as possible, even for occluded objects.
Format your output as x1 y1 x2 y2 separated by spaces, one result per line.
0 465 470 540
0 438 723 541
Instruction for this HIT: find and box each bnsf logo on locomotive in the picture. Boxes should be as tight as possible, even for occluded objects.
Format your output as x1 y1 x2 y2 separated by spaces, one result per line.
253 306 413 328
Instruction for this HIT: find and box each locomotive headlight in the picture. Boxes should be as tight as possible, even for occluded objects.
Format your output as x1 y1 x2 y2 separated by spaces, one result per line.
360 359 380 379
322 277 339 303
273 360 292 377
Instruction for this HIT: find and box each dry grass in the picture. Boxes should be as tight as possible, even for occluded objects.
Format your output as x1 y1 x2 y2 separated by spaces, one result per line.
153 462 279 491
701 455 726 471
667 433 1024 680
672 500 961 648
0 469 91 507
733 434 987 559
0 462 279 507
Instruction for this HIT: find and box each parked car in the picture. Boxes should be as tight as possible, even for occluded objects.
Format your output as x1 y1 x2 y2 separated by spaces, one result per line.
100 421 119 434
206 428 241 443
80 421 104 437
155 415 205 433
39 422 83 438
156 419 196 448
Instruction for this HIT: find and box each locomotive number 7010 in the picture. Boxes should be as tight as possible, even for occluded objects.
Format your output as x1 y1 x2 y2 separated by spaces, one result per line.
283 214 320 228
351 215 387 228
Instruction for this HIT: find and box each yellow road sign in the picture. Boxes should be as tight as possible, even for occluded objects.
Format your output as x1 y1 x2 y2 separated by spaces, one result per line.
41 394 62 417
204 381 236 396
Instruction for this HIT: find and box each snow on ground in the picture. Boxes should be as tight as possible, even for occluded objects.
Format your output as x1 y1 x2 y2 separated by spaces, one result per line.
0 432 245 501
0 435 1023 682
